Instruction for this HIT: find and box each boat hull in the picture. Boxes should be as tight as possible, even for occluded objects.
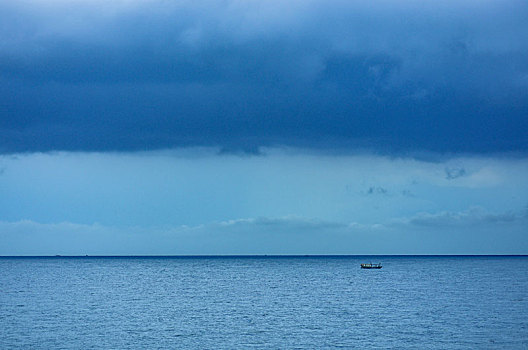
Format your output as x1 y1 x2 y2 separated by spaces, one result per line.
361 264 382 269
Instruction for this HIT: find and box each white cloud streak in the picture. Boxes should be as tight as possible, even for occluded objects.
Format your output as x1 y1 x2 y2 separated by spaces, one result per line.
1 207 526 255
391 207 528 229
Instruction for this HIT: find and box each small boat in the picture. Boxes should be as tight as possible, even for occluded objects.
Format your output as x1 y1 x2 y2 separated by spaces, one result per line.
361 263 382 269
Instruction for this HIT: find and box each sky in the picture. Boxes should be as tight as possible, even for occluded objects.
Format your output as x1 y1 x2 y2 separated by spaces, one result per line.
0 0 527 255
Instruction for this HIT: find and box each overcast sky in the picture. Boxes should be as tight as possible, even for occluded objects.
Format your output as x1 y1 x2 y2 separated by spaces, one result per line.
1 0 527 255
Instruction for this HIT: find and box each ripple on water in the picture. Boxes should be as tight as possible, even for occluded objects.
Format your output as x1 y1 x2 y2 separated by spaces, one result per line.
0 256 527 349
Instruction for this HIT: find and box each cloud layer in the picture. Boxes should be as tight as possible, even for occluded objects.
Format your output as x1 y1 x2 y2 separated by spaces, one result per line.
1 0 527 154
1 207 526 255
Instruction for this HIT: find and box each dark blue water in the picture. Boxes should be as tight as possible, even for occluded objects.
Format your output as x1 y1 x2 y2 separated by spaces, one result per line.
1 256 527 349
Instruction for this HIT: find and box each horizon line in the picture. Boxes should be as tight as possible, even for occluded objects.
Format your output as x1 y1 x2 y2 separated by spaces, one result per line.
1 254 527 258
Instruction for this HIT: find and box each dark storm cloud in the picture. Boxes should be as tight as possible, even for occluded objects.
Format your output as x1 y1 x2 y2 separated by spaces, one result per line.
1 0 527 154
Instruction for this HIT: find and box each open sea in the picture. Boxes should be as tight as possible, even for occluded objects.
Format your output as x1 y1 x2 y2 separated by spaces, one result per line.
1 256 527 349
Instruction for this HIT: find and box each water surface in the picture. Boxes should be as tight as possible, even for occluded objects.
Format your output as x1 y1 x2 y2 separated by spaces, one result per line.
1 256 527 349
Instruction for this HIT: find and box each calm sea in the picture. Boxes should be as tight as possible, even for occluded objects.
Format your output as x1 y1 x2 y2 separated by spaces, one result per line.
1 256 527 349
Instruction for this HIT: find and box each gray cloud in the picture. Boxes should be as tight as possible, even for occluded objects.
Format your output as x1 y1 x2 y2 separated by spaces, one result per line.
2 208 527 255
395 207 528 228
366 186 388 195
445 167 466 180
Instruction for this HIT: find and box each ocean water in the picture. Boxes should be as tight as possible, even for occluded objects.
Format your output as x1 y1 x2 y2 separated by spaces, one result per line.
1 256 527 349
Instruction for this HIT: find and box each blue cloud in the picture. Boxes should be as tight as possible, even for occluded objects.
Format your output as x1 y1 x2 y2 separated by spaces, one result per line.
0 0 527 154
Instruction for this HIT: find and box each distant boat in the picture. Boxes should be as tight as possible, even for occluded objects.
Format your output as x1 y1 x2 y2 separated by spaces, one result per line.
361 263 382 269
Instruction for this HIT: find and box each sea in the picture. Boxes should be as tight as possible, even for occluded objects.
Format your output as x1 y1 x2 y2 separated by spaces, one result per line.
1 256 527 349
